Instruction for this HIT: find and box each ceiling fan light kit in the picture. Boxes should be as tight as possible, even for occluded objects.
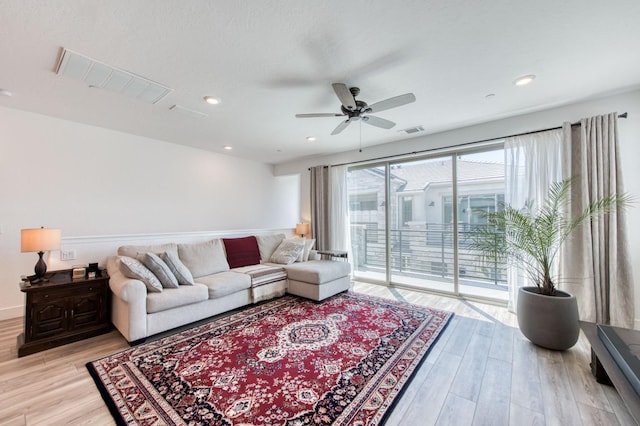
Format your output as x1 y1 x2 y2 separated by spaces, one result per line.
295 83 416 135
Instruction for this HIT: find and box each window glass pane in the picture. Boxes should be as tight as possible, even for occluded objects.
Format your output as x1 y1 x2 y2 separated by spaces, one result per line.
457 149 507 301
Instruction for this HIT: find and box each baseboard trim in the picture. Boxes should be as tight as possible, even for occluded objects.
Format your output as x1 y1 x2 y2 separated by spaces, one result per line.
0 305 23 321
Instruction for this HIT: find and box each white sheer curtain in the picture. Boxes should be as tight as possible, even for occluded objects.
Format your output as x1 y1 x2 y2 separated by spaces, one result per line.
329 165 352 258
504 129 563 311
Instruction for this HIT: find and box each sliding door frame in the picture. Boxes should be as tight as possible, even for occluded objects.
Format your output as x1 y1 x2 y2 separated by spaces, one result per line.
348 141 505 304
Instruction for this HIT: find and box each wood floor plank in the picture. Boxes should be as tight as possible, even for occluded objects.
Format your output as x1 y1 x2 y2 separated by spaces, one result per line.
398 352 463 425
576 402 621 426
472 357 512 426
489 322 515 363
435 393 476 426
509 402 546 426
511 333 545 414
602 385 638 426
449 332 492 402
442 316 476 357
537 350 583 426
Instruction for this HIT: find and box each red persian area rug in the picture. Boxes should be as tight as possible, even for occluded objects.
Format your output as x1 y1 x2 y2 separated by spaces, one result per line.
87 292 453 425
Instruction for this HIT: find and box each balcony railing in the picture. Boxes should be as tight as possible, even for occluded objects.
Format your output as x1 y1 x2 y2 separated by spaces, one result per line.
350 224 507 287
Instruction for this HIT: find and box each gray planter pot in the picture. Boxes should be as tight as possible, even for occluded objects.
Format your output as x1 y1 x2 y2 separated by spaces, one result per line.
516 286 579 351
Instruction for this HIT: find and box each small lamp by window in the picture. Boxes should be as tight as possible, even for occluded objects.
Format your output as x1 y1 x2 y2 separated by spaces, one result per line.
295 223 310 238
21 227 61 283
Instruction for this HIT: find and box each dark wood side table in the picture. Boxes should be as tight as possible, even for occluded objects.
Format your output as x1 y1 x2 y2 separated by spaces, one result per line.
580 321 640 425
17 269 112 357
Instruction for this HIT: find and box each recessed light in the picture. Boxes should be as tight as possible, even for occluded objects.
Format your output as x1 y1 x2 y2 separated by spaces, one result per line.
514 74 536 86
223 145 232 150
204 96 220 105
306 136 316 142
0 89 13 97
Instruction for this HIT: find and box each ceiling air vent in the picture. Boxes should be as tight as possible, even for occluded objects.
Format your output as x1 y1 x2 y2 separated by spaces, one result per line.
399 126 425 135
169 105 208 119
56 48 173 104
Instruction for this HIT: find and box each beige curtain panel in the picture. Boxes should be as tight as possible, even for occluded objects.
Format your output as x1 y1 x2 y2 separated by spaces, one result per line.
561 113 634 328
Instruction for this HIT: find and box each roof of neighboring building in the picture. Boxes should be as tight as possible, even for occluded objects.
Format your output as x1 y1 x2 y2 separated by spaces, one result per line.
389 159 504 191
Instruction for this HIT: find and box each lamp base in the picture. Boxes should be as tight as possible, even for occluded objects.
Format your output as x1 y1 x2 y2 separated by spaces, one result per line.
32 251 49 283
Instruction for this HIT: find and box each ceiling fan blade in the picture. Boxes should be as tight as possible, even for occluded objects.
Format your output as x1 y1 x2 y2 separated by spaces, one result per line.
332 83 356 110
363 115 395 129
367 93 416 113
331 119 352 135
295 113 345 118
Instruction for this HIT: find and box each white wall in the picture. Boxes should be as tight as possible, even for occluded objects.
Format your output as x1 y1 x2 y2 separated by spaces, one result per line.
276 89 640 328
0 106 300 319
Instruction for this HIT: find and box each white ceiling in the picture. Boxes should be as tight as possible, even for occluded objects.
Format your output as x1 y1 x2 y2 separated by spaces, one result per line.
1 1 639 165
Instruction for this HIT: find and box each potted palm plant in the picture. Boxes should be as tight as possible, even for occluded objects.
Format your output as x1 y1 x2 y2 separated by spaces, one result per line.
469 178 629 350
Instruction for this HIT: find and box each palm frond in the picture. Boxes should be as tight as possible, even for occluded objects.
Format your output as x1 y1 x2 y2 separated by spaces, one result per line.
467 177 630 295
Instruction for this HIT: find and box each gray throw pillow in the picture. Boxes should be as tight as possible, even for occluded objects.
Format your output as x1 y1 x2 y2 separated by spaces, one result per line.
140 252 179 288
270 238 306 265
119 256 163 293
161 251 195 285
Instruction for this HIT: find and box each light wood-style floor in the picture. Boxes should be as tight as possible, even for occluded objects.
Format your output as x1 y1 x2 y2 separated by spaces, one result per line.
0 282 636 425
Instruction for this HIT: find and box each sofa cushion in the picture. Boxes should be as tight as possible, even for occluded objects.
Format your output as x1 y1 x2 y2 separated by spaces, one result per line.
233 264 287 287
223 236 261 268
256 233 285 263
140 252 179 288
146 284 209 313
282 260 351 284
270 238 305 265
178 239 229 278
118 243 178 258
196 271 251 299
119 256 163 292
161 251 195 285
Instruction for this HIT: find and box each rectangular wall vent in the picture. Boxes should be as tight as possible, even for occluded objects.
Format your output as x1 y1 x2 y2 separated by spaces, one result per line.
56 48 173 104
400 126 425 134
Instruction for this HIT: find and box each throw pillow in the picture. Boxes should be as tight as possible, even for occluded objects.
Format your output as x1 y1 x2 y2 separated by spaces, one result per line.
140 252 179 288
270 238 306 265
256 233 286 263
223 236 261 268
302 238 316 262
161 251 195 285
178 239 229 278
119 256 163 293
295 237 306 262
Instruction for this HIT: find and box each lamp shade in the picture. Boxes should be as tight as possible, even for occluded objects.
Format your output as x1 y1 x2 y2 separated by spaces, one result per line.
21 228 61 253
295 223 310 237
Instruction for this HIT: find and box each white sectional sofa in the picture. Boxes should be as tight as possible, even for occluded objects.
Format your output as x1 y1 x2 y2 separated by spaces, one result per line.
106 234 351 343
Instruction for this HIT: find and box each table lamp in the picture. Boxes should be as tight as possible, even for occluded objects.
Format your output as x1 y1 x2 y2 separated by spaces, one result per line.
295 223 310 238
21 227 61 282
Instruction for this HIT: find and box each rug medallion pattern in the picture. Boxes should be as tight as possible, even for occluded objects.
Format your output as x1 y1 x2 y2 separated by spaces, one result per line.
87 292 453 425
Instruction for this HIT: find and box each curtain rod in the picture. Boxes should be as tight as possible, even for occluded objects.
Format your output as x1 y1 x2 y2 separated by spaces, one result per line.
312 112 628 170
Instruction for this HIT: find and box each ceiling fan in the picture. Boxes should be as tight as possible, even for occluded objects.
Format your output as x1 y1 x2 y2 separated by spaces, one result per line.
295 83 416 135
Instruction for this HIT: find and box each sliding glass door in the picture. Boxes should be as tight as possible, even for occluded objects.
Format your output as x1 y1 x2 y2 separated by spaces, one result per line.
348 165 387 283
388 156 454 293
347 146 508 302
